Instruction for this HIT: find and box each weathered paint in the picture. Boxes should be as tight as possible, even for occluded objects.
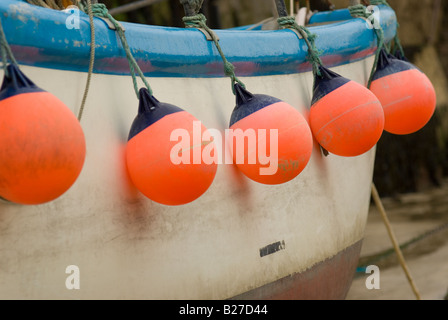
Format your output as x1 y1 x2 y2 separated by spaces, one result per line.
0 1 397 77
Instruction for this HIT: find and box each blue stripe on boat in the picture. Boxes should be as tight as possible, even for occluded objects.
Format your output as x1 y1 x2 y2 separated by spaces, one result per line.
0 1 397 78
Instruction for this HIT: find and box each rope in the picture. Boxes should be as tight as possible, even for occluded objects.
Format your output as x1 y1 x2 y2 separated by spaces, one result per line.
370 0 405 58
182 13 245 94
0 18 18 77
77 0 94 121
23 0 152 115
371 183 422 300
349 4 385 88
91 3 152 99
277 16 323 77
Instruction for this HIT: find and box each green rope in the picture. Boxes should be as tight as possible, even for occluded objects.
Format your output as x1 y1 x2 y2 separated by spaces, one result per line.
182 13 245 94
91 3 152 99
277 16 323 77
349 4 385 88
0 18 18 77
77 0 94 121
370 0 405 58
23 1 152 112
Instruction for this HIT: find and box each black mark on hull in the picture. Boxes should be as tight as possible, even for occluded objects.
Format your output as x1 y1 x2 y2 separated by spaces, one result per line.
260 240 286 257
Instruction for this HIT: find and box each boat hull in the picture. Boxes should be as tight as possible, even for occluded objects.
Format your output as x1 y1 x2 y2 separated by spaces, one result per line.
0 59 376 299
0 0 397 300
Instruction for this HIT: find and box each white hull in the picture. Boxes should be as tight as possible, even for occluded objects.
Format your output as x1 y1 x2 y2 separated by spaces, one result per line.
0 57 376 299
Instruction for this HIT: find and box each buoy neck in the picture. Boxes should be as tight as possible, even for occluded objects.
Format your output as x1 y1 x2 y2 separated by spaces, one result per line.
311 66 350 106
0 64 42 101
138 88 160 114
234 83 254 107
376 48 393 71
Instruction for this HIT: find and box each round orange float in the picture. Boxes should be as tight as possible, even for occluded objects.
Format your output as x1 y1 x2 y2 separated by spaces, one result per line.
126 88 217 206
309 66 385 157
370 49 436 135
0 64 86 205
229 84 313 185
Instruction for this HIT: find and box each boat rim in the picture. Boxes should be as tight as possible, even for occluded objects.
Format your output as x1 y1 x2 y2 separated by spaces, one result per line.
1 0 397 78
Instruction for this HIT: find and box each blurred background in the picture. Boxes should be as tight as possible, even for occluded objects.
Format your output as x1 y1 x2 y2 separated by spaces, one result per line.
101 0 448 199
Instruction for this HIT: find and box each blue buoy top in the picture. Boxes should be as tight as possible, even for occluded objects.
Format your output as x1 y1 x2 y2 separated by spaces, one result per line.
311 66 350 106
127 88 183 141
229 83 282 127
0 64 43 101
372 48 416 82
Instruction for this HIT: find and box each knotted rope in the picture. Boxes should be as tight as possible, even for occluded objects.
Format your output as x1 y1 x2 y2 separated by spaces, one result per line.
182 13 245 94
349 4 386 88
24 0 153 120
92 3 152 99
277 16 323 78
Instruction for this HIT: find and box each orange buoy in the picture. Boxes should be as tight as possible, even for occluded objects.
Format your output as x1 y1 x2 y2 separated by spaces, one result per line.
0 64 86 205
125 88 217 206
370 49 436 135
229 84 313 185
309 66 385 157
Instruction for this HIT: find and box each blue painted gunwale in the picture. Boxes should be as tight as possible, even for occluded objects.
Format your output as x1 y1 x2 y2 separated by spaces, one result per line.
235 8 356 30
0 0 397 78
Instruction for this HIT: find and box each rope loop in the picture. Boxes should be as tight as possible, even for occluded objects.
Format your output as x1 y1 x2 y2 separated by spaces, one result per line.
277 16 323 77
182 13 207 29
182 12 245 94
91 3 124 32
90 3 152 99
